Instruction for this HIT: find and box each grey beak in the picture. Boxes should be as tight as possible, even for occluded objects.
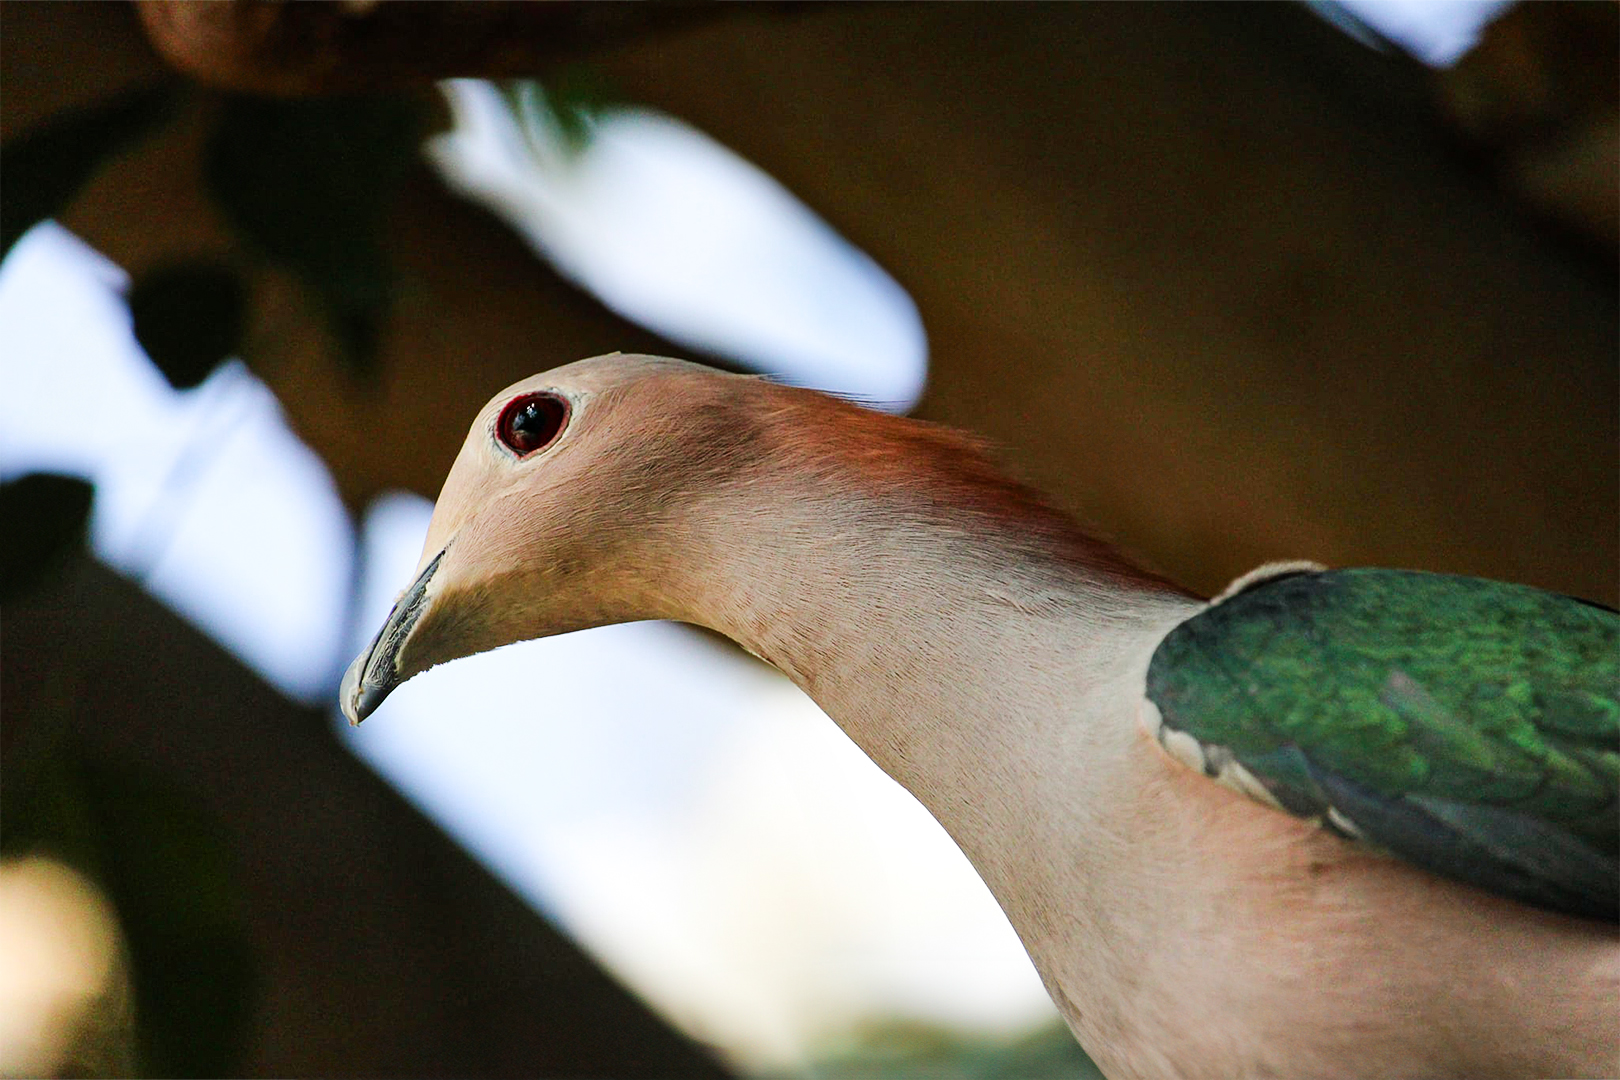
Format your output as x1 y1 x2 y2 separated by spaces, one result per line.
340 548 447 725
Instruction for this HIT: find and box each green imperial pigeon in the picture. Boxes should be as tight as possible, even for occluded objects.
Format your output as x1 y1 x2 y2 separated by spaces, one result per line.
342 355 1619 1079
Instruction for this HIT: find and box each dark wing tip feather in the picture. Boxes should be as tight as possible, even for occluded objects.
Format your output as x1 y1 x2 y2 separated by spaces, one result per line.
1316 769 1619 922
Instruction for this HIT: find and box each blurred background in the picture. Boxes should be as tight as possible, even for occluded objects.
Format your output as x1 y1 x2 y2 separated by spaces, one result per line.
1 2 1614 1076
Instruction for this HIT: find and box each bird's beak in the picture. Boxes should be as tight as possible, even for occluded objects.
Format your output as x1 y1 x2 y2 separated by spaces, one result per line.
340 547 447 726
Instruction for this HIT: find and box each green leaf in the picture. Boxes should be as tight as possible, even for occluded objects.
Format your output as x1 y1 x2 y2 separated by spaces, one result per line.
0 473 93 601
0 85 180 258
128 260 249 390
505 69 621 158
203 94 426 378
768 1019 1105 1080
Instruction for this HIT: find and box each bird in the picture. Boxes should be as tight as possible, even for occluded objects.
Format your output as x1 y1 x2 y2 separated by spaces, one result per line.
341 353 1618 1079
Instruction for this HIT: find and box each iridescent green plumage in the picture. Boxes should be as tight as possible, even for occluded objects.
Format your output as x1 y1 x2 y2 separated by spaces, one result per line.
1145 568 1619 922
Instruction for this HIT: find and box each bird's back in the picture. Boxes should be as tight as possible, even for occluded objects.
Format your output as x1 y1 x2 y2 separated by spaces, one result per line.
1043 564 1620 1076
1044 712 1620 1079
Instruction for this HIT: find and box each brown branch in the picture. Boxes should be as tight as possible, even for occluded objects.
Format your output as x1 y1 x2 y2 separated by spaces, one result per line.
133 0 781 96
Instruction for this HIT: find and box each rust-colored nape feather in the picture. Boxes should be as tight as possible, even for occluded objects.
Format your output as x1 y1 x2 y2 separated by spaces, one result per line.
761 383 1184 595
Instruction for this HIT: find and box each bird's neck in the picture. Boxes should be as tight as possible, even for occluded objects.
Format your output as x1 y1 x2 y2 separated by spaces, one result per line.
665 404 1201 903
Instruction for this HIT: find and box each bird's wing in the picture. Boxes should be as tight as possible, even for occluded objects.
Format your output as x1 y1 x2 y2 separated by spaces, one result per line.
1143 567 1619 922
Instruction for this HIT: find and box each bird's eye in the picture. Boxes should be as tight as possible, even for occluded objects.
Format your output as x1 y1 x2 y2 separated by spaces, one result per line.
497 392 569 457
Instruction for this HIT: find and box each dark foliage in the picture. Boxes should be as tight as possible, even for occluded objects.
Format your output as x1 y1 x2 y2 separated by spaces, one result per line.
204 94 427 377
129 260 249 389
0 473 93 601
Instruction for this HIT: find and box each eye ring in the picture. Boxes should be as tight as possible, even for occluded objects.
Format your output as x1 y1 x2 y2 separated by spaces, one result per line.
496 392 570 458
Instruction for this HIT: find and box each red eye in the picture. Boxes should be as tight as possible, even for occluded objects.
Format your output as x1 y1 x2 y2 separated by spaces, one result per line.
497 392 569 457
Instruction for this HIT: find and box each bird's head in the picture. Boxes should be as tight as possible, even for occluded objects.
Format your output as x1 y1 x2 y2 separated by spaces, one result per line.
339 350 1130 726
340 353 772 724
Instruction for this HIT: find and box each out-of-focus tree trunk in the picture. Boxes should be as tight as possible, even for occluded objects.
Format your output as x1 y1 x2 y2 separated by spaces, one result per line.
582 2 1617 601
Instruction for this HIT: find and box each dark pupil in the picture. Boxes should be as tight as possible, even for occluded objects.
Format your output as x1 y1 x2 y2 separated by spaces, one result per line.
515 404 544 438
501 394 565 454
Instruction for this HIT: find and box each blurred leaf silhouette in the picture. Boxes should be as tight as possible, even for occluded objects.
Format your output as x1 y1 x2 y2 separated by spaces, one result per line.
0 84 180 258
0 473 93 601
129 260 249 390
3 733 256 1077
204 94 427 377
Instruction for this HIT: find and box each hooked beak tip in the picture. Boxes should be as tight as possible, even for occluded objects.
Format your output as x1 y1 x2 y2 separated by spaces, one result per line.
339 650 388 726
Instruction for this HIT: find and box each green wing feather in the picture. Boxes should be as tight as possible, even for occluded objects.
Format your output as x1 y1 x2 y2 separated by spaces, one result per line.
1144 568 1619 922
